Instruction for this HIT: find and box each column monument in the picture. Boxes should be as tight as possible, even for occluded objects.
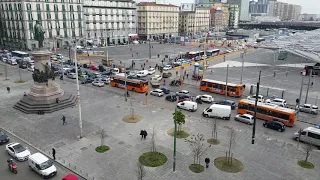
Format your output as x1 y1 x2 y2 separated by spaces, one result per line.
14 21 77 114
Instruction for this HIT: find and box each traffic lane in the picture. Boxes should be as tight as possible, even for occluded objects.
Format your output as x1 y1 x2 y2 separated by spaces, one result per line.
0 133 84 180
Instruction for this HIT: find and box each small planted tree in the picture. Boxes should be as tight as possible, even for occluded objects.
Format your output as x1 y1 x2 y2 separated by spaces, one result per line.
185 133 208 173
150 126 156 153
207 118 219 145
95 128 110 153
226 128 236 164
297 142 315 169
135 162 146 180
173 110 185 134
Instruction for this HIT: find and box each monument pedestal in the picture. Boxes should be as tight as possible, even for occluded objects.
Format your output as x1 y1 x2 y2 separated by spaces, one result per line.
14 50 77 114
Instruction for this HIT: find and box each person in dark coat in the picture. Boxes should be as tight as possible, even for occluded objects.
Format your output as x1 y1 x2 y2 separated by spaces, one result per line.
52 148 56 160
7 87 10 94
205 158 210 168
61 116 66 125
140 130 144 140
143 130 148 140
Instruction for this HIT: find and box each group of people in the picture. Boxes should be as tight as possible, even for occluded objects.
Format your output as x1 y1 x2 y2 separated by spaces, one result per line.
140 130 148 140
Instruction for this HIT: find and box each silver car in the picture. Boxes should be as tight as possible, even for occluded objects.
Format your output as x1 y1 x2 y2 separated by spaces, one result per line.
299 104 318 114
234 114 254 125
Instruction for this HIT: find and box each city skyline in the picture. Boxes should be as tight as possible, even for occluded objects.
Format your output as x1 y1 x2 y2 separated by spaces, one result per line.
135 0 318 14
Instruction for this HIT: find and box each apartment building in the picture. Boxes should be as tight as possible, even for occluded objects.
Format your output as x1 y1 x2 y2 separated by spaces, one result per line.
268 0 301 20
83 0 136 46
229 4 239 29
137 2 179 40
0 0 84 51
179 8 210 36
210 7 227 31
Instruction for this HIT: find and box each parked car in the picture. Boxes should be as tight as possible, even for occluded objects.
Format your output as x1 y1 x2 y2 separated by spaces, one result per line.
5 142 31 161
101 76 111 84
202 104 231 120
177 101 197 112
0 131 9 144
63 174 79 180
263 121 285 132
299 104 318 114
247 94 265 102
178 95 191 102
265 98 287 107
28 152 57 178
80 77 94 84
137 70 149 78
234 114 254 125
176 90 190 97
293 127 320 147
67 72 77 79
163 65 172 71
160 87 170 94
196 95 214 103
162 72 172 78
165 95 177 102
92 80 104 87
215 100 236 110
150 89 164 97
148 68 156 75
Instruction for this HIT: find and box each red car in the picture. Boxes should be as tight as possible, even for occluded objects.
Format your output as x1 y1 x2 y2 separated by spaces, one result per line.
62 174 79 180
178 95 191 102
90 65 98 71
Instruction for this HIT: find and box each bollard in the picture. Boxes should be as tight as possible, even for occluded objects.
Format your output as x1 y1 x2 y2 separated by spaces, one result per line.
266 88 269 97
74 166 76 170
93 177 94 180
63 160 65 164
250 85 253 94
69 163 71 167
274 71 276 77
281 91 284 99
86 173 88 177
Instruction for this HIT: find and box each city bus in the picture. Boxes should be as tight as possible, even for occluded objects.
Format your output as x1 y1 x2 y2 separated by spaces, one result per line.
186 51 199 60
200 79 245 97
110 74 149 93
237 99 296 127
11 51 30 61
206 49 220 57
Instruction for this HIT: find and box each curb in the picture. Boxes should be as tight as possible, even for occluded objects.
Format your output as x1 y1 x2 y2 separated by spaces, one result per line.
0 127 88 180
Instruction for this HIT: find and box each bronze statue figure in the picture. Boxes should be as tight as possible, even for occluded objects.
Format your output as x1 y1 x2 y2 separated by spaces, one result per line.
34 20 45 48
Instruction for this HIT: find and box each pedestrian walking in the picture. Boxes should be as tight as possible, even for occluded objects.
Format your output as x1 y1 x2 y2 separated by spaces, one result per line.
163 79 166 85
205 158 210 168
24 92 27 96
187 74 189 79
52 148 56 160
61 116 67 125
7 87 10 94
143 130 148 140
140 130 144 140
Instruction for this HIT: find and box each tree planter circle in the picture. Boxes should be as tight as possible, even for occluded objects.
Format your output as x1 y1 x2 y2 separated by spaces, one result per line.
122 114 142 123
189 164 204 173
95 145 110 153
214 156 244 173
139 152 167 167
167 128 190 139
297 160 314 169
207 138 220 145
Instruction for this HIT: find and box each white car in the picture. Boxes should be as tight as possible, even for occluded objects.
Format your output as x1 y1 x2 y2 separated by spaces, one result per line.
163 65 172 71
92 80 104 87
265 98 287 107
247 95 264 102
234 114 254 125
27 66 34 72
67 72 77 79
150 89 164 97
196 95 214 103
6 142 31 161
176 90 190 97
148 68 156 75
151 75 162 81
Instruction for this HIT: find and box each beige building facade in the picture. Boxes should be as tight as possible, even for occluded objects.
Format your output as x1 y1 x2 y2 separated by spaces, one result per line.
179 8 210 36
137 2 179 40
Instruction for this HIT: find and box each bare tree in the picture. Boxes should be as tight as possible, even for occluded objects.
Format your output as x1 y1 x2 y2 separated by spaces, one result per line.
226 128 236 164
150 126 156 152
130 94 135 119
135 162 146 180
208 118 218 140
303 142 314 163
185 133 208 168
98 128 107 146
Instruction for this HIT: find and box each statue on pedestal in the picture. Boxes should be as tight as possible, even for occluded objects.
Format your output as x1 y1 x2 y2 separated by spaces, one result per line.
32 63 55 83
34 20 45 48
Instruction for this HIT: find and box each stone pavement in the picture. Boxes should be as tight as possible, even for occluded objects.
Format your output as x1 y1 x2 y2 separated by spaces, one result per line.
0 63 320 180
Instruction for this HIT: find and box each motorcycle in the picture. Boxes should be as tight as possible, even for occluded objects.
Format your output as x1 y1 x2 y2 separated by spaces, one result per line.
196 98 203 104
7 160 17 174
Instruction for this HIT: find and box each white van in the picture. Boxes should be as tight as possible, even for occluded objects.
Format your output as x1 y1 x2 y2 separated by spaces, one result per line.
202 104 231 120
28 152 57 178
293 127 320 147
265 98 287 107
177 101 197 112
136 70 148 77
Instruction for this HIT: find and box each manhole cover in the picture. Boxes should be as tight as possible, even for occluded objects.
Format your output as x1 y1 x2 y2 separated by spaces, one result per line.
80 147 88 151
54 142 66 148
126 145 132 148
118 141 124 145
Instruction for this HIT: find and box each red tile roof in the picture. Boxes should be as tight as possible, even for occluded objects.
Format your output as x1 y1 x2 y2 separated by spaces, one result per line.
137 2 178 7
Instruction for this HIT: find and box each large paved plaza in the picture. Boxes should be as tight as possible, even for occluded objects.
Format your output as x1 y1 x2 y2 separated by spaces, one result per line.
0 46 320 180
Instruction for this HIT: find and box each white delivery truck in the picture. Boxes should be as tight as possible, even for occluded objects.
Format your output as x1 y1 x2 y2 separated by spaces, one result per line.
177 101 197 112
202 104 231 120
293 127 320 147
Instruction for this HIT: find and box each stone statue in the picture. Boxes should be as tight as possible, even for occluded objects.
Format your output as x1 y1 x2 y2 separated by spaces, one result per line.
32 63 55 83
34 20 45 48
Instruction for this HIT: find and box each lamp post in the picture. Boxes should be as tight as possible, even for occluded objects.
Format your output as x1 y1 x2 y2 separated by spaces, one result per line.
173 108 177 172
240 52 244 84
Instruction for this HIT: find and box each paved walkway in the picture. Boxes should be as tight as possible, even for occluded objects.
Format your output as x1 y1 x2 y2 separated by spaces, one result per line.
0 63 319 180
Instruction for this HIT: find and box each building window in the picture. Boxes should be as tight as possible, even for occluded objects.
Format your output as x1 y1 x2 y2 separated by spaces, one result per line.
54 5 58 12
26 3 31 11
70 5 74 12
28 13 33 20
62 5 66 11
77 5 81 11
36 4 41 11
46 4 50 11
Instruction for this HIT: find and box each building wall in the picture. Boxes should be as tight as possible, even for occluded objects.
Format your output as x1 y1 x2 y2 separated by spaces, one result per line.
83 0 136 45
179 8 209 36
229 4 239 29
195 8 210 32
0 0 84 51
137 2 179 39
268 1 301 21
210 10 225 31
228 0 250 21
212 3 229 30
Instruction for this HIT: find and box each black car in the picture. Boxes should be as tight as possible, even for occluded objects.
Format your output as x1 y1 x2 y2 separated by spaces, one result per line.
162 72 172 78
165 95 177 102
0 131 9 144
81 77 94 84
215 100 236 110
263 121 285 132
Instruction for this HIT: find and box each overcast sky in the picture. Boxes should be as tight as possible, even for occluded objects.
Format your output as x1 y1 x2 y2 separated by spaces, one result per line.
136 0 318 14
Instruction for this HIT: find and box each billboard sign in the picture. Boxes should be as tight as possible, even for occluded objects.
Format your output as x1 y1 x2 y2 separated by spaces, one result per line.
180 3 195 12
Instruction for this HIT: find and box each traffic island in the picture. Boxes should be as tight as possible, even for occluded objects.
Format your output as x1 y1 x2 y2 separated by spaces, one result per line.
207 138 220 145
167 128 190 139
139 152 167 167
14 80 27 83
122 114 142 123
189 164 204 173
95 145 110 153
297 160 314 169
214 156 244 173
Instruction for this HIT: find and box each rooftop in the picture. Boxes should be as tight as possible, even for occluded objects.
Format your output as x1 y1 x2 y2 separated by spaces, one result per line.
137 2 178 7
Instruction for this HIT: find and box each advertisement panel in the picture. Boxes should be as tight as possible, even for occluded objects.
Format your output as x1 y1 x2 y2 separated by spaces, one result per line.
180 3 195 12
